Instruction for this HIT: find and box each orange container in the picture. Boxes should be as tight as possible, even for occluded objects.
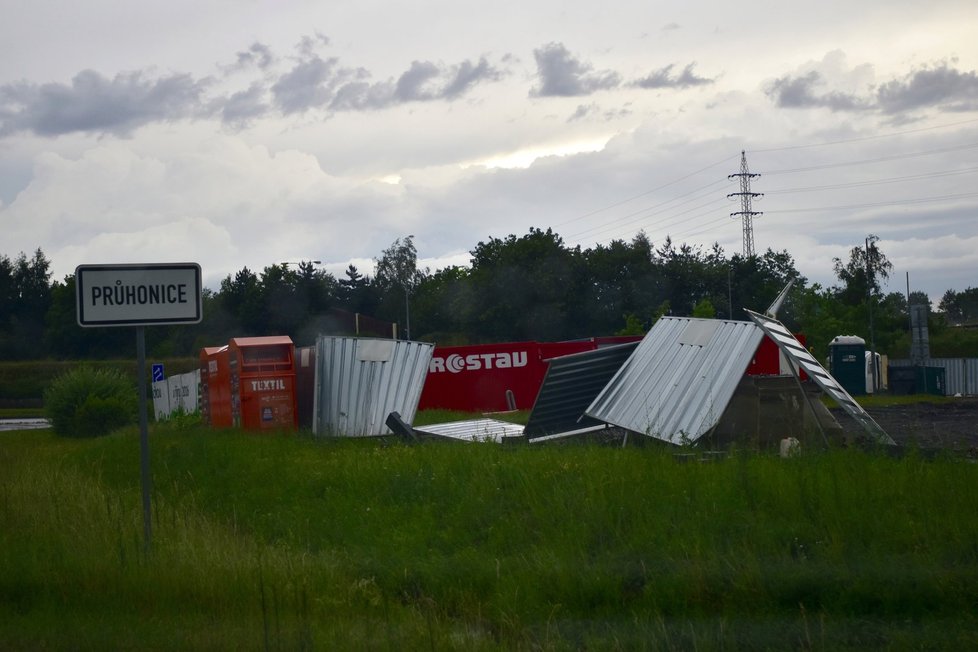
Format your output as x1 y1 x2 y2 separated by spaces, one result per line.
199 345 232 428
228 336 298 431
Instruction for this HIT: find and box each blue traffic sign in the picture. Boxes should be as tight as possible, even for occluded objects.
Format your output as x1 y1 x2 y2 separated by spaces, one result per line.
152 363 164 382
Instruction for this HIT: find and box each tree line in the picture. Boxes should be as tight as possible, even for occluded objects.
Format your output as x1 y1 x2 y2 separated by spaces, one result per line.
2 230 977 362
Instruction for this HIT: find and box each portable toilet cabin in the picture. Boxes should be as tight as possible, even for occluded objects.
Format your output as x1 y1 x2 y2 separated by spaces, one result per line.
828 335 867 395
199 345 232 427
228 336 298 431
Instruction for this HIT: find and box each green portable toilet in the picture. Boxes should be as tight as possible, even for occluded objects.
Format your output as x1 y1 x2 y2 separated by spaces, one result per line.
828 335 867 395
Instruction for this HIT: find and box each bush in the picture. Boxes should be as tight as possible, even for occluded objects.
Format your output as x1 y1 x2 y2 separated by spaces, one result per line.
44 367 139 437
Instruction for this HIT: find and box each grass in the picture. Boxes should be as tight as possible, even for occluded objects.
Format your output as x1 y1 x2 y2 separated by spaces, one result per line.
2 420 978 649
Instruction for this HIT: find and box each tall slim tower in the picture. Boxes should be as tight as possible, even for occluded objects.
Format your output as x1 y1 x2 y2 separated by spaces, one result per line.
727 150 763 257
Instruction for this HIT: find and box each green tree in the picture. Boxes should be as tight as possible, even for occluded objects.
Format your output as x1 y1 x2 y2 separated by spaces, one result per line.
692 298 716 318
219 267 263 334
468 228 586 341
410 265 471 343
1 249 53 359
832 234 892 305
375 236 427 339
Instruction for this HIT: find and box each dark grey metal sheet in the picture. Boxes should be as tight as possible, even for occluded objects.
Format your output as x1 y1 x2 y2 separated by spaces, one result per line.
524 342 639 439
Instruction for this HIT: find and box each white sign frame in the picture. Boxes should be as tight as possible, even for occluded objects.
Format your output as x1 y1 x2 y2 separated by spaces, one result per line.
76 263 203 327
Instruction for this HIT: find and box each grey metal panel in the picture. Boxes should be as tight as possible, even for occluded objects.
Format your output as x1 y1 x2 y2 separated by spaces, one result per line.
524 342 639 439
585 317 764 444
746 310 894 445
414 418 525 443
890 358 978 396
312 337 433 437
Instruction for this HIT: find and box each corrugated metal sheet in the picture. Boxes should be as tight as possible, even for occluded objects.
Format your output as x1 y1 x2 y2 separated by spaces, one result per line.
312 337 433 437
586 317 764 444
414 418 525 443
889 358 978 396
746 310 894 445
524 342 639 439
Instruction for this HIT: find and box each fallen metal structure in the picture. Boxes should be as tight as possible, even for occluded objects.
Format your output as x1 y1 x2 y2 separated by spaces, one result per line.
408 283 894 447
585 317 763 445
312 336 433 437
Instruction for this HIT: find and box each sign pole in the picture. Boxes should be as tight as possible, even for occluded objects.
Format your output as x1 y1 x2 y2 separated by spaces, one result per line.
136 326 152 552
74 262 203 554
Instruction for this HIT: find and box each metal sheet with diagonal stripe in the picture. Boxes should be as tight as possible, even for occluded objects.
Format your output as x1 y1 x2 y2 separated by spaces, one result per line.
745 309 894 445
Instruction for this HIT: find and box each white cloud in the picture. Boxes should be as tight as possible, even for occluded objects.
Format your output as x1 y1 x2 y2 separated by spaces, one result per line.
0 0 976 310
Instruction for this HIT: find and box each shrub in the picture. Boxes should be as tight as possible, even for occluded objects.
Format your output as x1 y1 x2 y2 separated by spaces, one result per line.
44 367 139 437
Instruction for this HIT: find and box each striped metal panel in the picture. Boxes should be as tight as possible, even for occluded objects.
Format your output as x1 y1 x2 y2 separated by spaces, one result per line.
312 337 433 437
586 317 764 444
746 310 894 445
889 358 978 396
524 342 639 439
414 418 525 443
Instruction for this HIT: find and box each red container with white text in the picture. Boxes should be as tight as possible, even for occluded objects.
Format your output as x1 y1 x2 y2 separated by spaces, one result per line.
228 336 298 431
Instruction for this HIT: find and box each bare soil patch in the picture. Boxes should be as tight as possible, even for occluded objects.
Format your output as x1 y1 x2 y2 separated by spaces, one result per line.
831 398 978 451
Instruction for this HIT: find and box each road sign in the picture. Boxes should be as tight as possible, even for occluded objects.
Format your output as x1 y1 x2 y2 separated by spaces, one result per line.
152 363 165 382
75 263 202 327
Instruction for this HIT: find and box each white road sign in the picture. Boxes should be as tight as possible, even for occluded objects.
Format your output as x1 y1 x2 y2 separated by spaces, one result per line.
76 263 203 327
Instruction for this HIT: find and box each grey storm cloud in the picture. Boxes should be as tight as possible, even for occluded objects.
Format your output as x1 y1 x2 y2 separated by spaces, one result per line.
877 63 978 113
270 56 347 114
234 42 275 70
395 61 443 101
0 69 207 137
768 61 978 116
531 43 621 97
633 63 714 89
220 82 269 126
766 71 867 111
329 57 502 110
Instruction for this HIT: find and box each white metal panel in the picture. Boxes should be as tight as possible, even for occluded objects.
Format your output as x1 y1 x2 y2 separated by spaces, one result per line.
585 317 764 444
414 418 525 443
746 310 894 445
312 337 433 437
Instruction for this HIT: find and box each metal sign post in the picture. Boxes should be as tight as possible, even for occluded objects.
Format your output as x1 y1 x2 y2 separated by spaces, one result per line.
75 263 203 552
136 327 152 550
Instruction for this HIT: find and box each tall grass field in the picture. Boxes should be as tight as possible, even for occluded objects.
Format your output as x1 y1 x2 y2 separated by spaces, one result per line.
2 422 977 650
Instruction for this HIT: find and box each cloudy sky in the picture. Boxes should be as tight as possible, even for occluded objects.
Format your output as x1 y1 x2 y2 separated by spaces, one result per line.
2 0 976 305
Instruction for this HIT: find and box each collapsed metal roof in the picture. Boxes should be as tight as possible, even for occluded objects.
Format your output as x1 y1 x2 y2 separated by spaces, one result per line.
413 418 526 443
523 342 639 440
746 309 894 445
585 317 764 444
313 336 433 437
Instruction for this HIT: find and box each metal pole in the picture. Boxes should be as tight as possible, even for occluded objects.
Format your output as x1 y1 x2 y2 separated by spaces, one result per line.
866 238 879 393
405 285 411 341
136 327 152 552
728 267 733 319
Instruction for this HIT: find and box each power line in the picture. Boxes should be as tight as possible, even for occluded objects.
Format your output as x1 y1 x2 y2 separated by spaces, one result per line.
764 142 978 175
766 191 978 214
553 153 739 228
765 166 978 195
752 117 978 153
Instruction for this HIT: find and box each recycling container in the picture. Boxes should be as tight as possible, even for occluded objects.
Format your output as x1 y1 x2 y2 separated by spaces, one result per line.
199 345 232 428
228 336 298 430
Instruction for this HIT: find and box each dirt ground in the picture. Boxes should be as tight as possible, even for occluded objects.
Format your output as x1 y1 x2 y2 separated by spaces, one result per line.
830 398 978 451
